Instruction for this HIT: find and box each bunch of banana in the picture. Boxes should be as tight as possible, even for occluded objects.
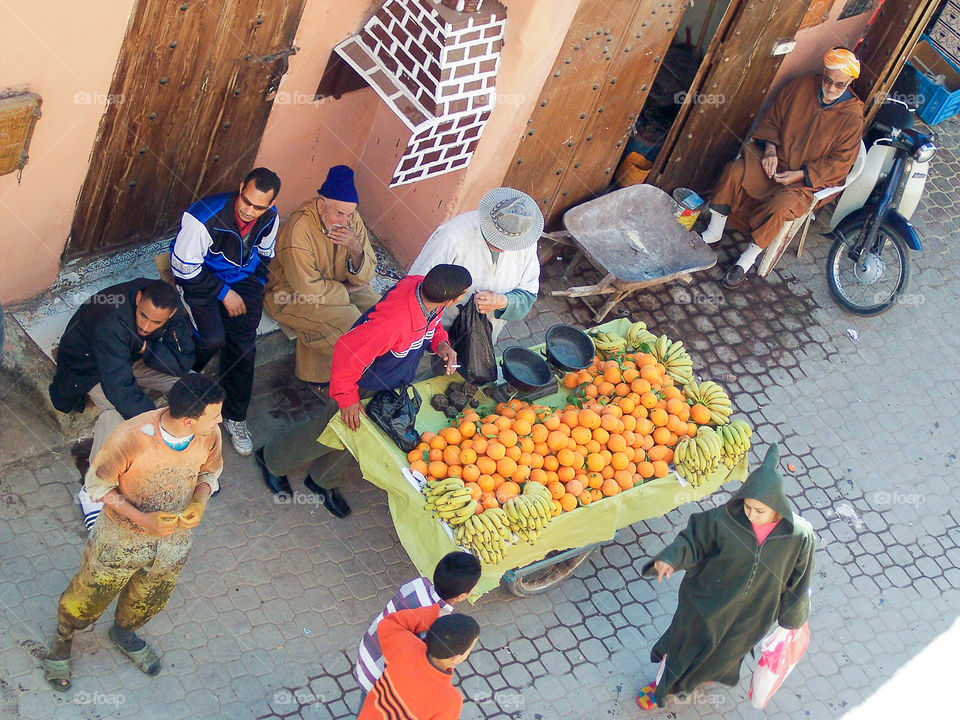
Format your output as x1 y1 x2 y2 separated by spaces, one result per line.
454 508 513 565
682 379 732 425
423 478 477 525
593 331 628 358
650 334 694 385
626 320 658 350
718 418 752 469
673 426 723 486
502 482 554 544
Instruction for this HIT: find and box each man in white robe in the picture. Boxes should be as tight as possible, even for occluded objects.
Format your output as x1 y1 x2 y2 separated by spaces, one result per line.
408 187 542 343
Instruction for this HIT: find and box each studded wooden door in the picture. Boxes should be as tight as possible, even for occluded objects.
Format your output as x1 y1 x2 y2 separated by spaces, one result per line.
503 0 685 229
66 0 306 259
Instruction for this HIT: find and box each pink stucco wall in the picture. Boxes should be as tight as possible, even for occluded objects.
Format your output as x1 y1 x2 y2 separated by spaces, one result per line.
0 1 136 304
769 1 876 101
254 0 582 269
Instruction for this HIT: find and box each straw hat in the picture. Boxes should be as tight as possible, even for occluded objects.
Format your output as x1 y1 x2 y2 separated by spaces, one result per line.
477 188 544 252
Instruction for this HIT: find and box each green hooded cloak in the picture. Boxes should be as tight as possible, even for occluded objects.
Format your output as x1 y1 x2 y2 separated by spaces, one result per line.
641 444 815 706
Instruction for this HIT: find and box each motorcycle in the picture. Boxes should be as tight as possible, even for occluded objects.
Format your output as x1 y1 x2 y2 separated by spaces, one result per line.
826 98 936 315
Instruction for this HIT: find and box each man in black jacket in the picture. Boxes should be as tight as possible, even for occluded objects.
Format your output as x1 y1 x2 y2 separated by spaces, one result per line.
170 167 281 456
49 279 194 530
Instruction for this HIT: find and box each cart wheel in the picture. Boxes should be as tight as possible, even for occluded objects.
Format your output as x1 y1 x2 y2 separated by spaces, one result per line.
502 547 598 597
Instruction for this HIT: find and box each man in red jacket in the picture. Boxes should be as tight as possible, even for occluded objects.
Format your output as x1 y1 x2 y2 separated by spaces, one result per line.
357 605 479 720
253 264 470 518
331 263 471 430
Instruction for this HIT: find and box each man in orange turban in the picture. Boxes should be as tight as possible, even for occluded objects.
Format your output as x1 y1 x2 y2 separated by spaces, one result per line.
701 48 864 288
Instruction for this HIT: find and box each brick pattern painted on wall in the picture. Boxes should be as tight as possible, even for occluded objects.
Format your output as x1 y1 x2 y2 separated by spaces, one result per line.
335 0 505 187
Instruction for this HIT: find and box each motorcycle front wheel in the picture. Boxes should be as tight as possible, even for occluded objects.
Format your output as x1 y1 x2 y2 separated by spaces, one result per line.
826 217 910 316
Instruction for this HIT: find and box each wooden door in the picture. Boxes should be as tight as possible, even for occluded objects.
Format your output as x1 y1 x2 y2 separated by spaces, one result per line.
503 0 685 229
649 0 812 194
853 0 942 125
66 0 306 259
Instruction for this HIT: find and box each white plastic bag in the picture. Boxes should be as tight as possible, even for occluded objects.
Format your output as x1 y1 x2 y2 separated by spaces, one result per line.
749 622 810 709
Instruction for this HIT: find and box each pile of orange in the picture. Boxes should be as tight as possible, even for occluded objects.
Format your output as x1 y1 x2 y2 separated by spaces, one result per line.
409 352 700 516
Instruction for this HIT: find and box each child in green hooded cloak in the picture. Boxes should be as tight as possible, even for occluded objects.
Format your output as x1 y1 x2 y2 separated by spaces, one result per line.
637 443 816 709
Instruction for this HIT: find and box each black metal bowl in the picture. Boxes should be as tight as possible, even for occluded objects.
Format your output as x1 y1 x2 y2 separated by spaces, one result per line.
501 346 554 391
544 324 594 371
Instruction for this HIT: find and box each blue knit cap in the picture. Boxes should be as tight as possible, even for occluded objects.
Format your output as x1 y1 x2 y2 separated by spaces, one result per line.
318 165 359 203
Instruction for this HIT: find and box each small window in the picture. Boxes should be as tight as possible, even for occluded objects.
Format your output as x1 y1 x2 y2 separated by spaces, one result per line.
314 53 368 102
839 0 875 21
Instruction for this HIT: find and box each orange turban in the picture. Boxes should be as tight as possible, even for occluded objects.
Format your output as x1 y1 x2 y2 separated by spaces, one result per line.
823 48 860 79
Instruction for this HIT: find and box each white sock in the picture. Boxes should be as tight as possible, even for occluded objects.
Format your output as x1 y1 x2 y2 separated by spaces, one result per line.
701 209 727 244
736 242 764 271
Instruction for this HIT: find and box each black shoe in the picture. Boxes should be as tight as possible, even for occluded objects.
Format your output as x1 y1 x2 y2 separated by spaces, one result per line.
721 264 746 289
303 475 351 518
254 448 293 497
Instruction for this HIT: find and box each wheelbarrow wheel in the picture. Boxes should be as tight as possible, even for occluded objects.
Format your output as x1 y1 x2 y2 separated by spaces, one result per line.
502 547 598 597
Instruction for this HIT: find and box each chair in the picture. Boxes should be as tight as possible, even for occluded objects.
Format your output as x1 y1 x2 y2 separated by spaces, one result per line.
756 140 866 278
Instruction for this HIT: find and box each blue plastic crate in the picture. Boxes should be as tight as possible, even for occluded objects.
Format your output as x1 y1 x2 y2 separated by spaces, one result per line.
908 36 960 124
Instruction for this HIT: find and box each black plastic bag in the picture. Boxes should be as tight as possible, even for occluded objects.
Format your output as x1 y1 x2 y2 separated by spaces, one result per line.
366 384 422 452
448 295 497 385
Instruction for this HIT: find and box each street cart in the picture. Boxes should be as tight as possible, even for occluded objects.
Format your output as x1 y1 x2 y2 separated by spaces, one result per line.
319 318 747 601
543 185 717 322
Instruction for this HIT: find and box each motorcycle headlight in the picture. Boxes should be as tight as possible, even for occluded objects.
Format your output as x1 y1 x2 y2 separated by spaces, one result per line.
913 142 936 163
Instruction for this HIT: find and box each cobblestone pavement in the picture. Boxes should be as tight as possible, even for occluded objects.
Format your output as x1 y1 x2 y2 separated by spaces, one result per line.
2 115 959 720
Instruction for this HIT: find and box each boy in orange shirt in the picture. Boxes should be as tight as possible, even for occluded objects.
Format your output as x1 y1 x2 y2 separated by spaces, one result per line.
357 605 479 720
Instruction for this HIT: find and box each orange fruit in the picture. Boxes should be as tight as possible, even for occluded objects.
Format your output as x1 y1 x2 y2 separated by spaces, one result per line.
631 378 652 395
512 465 531 483
690 403 712 425
637 461 655 478
480 492 499 510
447 465 463 478
505 444 522 462
428 448 444 462
640 391 659 409
650 408 669 427
497 456 518 478
578 409 601 429
477 473 495 493
498 429 518 448
542 454 560 472
563 372 580 389
429 435 448 451
652 426 672 445
486 441 506 461
547 431 568 452
420 431 437 444
564 478 584 496
459 447 478 465
443 446 461 466
551 499 564 517
410 459 429 476
601 478 621 496
557 465 576 483
611 452 629 470
652 460 669 478
494 416 513 432
614 469 634 490
586 471 604 489
458 421 477 439
596 381 615 397
556 448 577 468
512 419 532 437
464 481 482 500
496 481 521 503
529 468 548 484
570 425 592 445
530 452 544 469
462 464 481 483
428 461 448 479
584 384 600 398
543 414 561 431
560 493 579 512
647 445 670 462
407 448 423 463
586 453 606 472
472 436 488 455
476 456 497 475
547 480 566 499
439 427 462 445
531 424 549 443
577 489 593 506
480 422 498 438
606 434 627 453
491 473 506 489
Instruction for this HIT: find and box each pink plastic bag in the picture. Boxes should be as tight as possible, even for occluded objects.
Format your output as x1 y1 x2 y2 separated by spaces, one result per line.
749 622 810 709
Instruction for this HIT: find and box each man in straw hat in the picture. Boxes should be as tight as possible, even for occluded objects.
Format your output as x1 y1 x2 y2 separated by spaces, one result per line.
700 48 864 288
409 187 543 343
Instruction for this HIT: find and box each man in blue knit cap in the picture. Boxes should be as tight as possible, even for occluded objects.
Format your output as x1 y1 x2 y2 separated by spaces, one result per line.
264 165 380 400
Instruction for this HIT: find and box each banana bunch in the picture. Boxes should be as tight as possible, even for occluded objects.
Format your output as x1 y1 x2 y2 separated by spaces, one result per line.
502 482 554 544
650 334 694 385
593 331 628 358
454 508 513 565
682 380 732 425
718 419 752 469
674 426 722 486
423 478 477 526
626 320 658 350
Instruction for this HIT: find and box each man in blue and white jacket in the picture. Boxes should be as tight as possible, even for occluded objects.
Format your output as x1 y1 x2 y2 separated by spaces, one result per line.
170 167 281 455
